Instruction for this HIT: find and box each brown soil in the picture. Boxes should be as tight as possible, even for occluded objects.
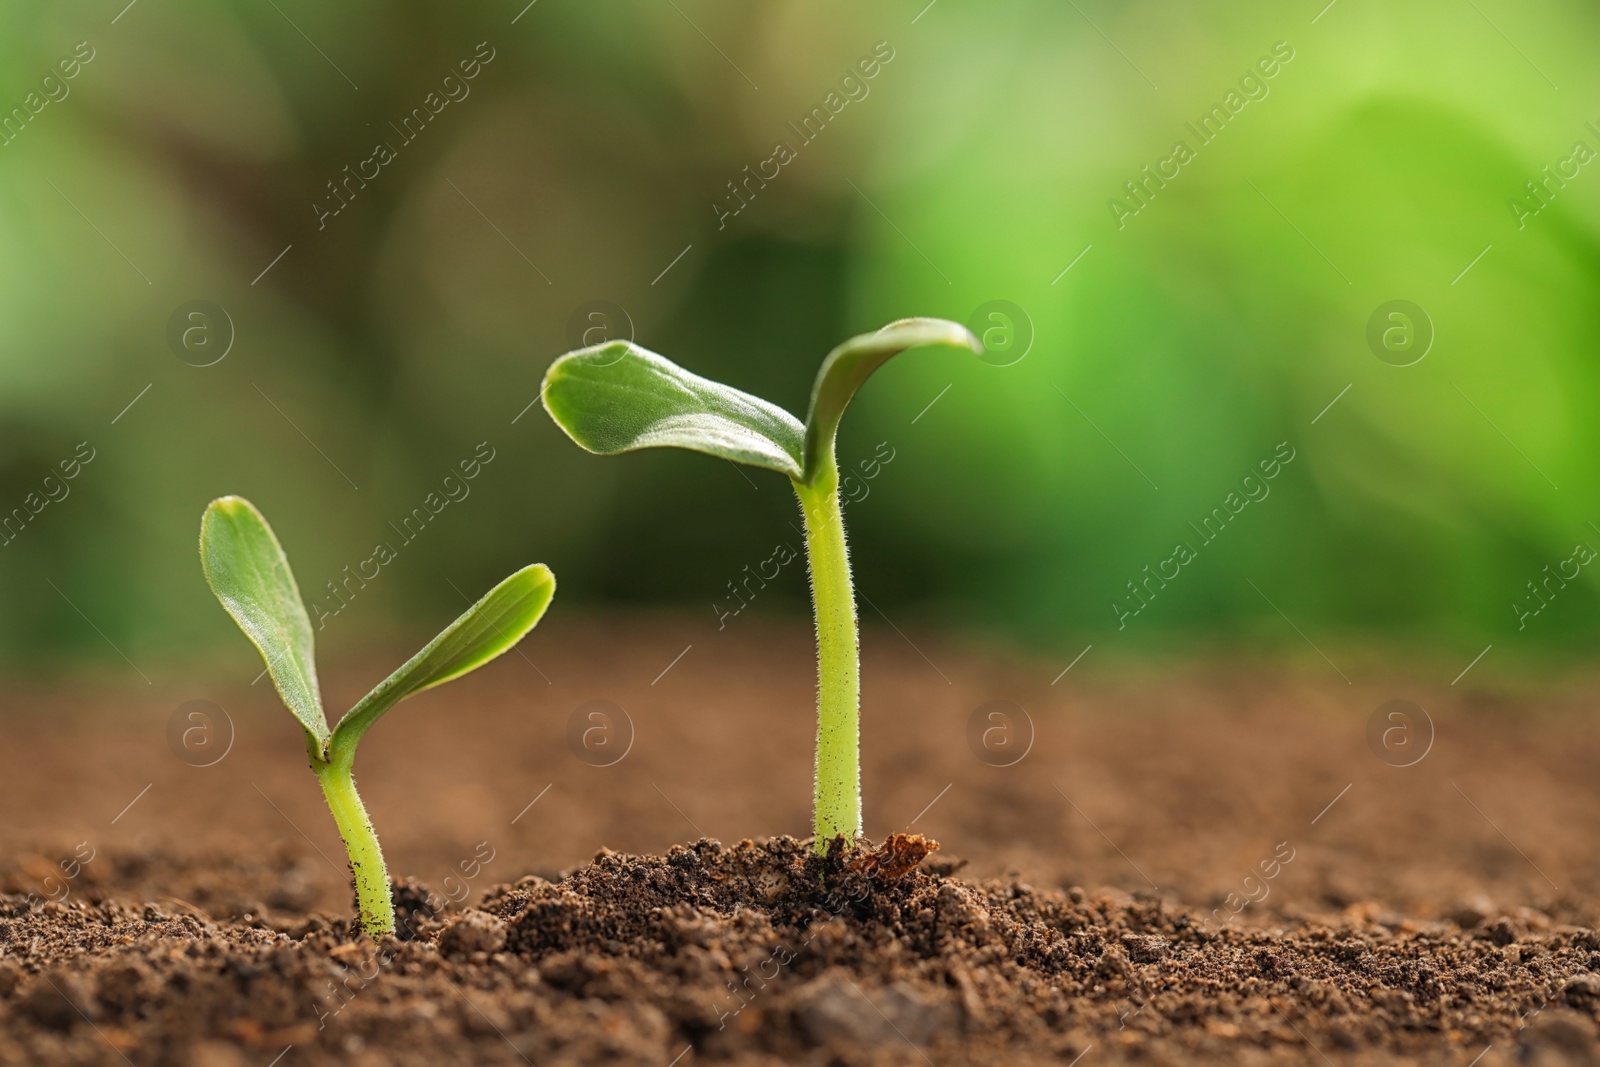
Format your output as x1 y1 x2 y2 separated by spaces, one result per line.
2 618 1599 1065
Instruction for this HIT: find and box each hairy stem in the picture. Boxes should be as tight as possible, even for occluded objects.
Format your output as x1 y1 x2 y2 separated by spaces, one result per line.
314 752 395 938
794 458 861 852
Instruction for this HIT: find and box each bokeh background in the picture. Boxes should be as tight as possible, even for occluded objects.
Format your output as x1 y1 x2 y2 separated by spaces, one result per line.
1 0 1598 680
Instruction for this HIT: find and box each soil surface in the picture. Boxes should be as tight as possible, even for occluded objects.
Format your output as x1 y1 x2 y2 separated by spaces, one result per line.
2 618 1599 1065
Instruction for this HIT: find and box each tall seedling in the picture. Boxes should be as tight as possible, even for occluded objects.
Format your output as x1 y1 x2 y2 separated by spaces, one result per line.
541 318 981 851
200 496 555 937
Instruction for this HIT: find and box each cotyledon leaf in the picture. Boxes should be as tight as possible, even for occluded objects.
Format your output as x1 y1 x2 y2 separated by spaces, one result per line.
199 496 329 747
541 341 805 479
800 317 982 483
329 563 555 759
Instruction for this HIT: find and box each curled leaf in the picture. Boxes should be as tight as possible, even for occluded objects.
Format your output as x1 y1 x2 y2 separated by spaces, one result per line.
800 318 981 482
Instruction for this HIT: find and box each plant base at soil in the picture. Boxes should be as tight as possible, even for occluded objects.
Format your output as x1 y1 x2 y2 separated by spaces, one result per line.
2 835 1596 1066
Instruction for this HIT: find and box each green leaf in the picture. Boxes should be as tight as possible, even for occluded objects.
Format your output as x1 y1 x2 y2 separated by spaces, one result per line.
542 341 805 479
329 564 555 758
800 318 982 482
199 496 329 747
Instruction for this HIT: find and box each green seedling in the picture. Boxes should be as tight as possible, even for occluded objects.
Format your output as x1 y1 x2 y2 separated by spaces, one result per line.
541 318 982 852
199 496 555 938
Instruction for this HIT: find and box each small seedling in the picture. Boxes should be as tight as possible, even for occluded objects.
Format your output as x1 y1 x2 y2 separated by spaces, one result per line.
541 318 982 851
199 496 555 937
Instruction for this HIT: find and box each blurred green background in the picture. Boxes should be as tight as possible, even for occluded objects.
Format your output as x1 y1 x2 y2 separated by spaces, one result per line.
1 0 1597 675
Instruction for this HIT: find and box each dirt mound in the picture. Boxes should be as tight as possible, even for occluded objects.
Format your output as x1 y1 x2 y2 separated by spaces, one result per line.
2 836 1595 1066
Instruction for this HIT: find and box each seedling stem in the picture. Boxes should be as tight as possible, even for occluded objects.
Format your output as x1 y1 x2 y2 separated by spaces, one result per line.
795 456 860 844
200 495 554 937
541 318 982 853
313 746 393 936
